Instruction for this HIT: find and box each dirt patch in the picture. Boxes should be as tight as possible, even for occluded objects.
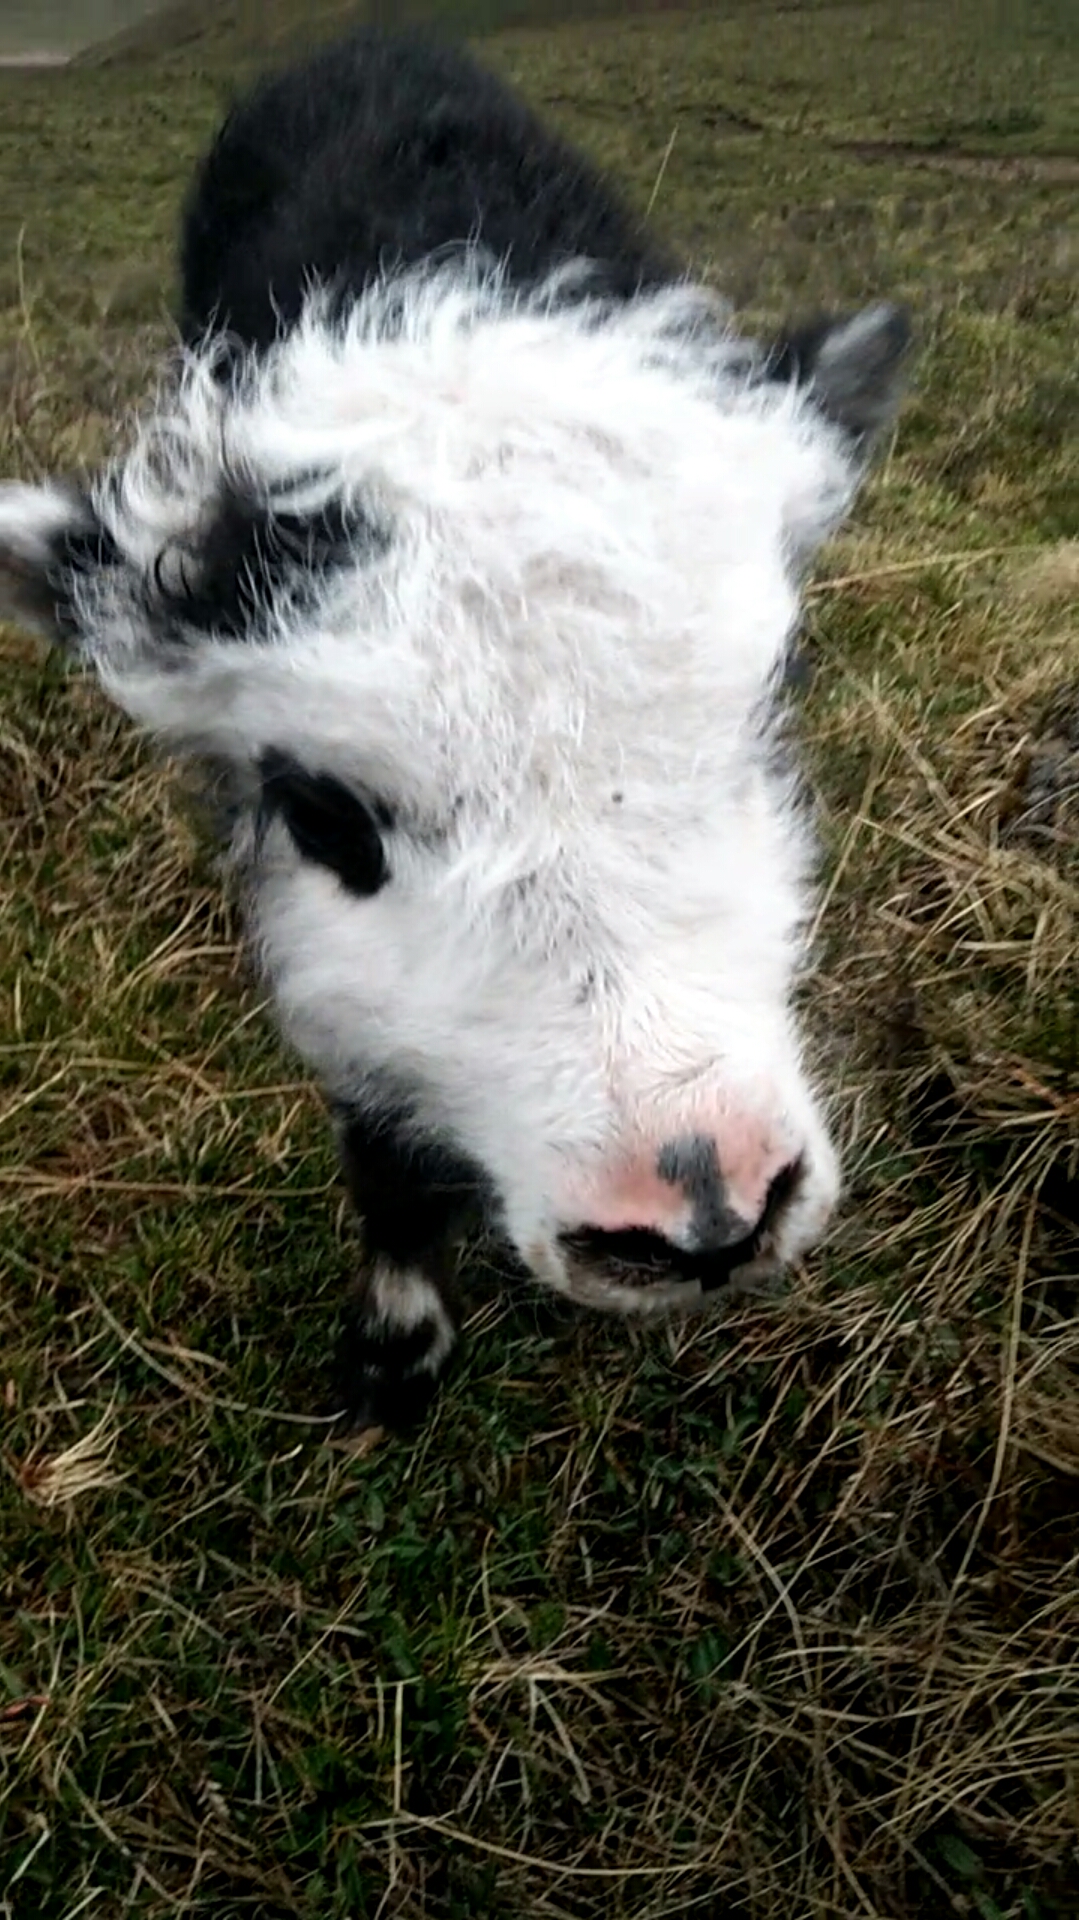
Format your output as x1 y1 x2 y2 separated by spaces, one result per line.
0 50 70 69
836 139 1079 185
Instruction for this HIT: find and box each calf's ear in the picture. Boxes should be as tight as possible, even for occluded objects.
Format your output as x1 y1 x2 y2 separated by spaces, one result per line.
0 479 115 642
767 302 913 455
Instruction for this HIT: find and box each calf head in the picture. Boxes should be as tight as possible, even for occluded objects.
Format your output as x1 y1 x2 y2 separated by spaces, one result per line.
0 271 910 1311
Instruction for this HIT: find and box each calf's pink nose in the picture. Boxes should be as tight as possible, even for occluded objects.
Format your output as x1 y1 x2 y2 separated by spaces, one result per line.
575 1130 803 1250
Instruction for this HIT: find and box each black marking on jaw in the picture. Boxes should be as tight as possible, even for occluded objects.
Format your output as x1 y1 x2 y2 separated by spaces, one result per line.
258 748 392 897
55 516 123 578
559 1223 761 1294
151 476 389 639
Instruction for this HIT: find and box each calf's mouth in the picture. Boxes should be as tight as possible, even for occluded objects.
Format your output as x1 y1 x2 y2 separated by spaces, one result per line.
545 1222 782 1315
548 1156 799 1313
441 1223 778 1318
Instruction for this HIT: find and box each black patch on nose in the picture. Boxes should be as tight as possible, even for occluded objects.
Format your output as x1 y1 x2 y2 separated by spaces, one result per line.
762 304 912 451
150 476 388 639
656 1134 749 1252
259 747 392 897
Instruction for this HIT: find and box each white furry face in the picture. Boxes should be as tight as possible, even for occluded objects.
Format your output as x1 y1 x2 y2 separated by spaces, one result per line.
1 269 889 1303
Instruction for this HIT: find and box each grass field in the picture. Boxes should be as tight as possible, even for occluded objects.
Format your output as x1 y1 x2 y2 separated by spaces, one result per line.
1 1 1077 1915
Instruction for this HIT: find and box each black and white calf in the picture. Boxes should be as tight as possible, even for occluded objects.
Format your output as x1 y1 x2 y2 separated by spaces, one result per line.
0 30 911 1427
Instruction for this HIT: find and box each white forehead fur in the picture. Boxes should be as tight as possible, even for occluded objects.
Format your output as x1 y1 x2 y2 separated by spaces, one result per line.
81 265 855 750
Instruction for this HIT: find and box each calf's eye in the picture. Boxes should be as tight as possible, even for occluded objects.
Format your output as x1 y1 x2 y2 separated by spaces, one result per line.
258 747 390 897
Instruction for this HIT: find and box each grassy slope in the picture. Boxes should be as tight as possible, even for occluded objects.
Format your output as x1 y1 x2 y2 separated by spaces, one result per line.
1 3 1077 1916
0 3 155 62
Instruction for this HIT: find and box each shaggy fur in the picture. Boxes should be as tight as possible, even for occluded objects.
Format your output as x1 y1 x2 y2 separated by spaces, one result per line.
0 30 911 1428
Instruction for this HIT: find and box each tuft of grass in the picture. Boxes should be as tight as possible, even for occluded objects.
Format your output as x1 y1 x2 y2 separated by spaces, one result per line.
1 3 1078 1916
12 1405 128 1509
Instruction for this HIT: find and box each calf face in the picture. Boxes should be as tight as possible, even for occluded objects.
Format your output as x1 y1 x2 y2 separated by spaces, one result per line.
0 31 910 1424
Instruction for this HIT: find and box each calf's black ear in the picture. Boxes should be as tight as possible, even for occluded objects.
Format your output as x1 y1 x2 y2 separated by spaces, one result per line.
0 479 117 642
767 303 913 454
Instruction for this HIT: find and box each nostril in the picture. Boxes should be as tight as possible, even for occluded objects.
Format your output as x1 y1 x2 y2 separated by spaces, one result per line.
758 1157 804 1239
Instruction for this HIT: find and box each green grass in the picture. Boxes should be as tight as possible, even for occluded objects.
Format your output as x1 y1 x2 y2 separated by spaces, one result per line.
2 3 1078 1915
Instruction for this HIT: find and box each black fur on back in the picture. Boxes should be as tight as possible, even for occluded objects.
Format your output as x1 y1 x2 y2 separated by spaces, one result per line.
179 27 680 352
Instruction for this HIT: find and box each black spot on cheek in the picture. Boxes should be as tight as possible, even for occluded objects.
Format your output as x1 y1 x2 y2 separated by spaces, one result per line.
575 965 599 1007
258 747 391 897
